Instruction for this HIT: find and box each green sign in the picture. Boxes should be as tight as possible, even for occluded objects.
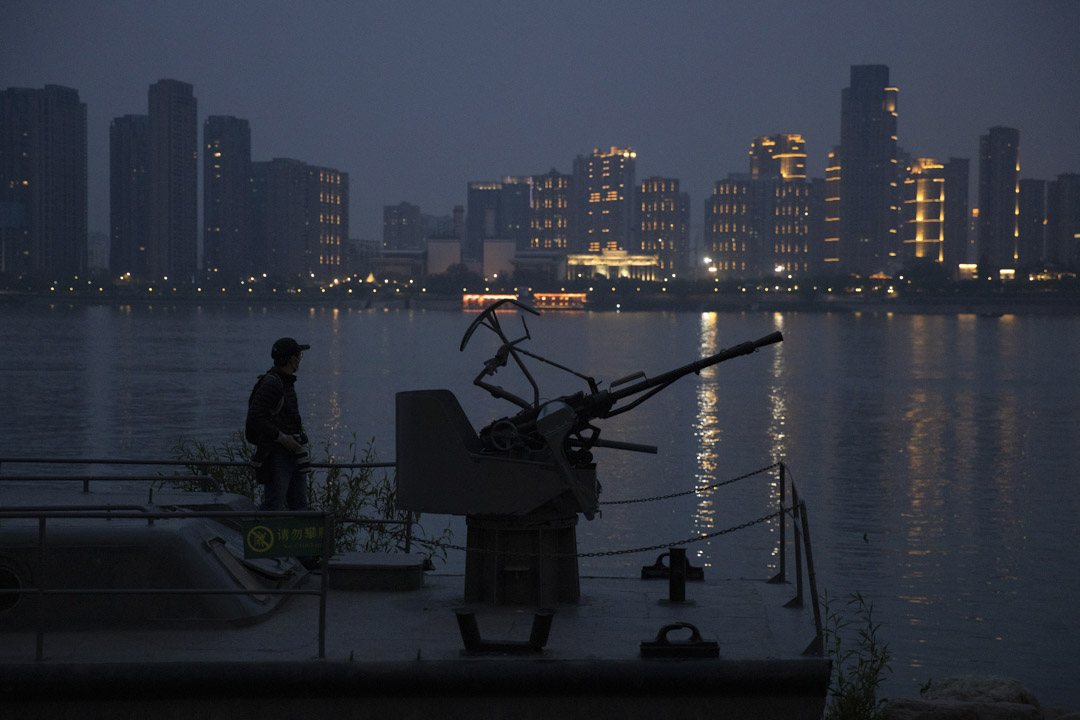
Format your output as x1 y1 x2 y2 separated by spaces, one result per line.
242 519 327 559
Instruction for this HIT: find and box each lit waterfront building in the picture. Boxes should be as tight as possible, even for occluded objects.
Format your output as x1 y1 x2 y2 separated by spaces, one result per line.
580 147 637 253
251 158 348 281
901 158 946 264
530 169 572 251
638 176 689 275
750 134 807 180
836 65 900 277
0 85 87 279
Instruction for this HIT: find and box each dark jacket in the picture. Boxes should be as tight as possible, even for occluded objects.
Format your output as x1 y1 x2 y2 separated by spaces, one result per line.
246 366 303 451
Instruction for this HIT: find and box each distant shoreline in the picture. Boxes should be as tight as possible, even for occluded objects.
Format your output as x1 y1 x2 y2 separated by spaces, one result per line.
3 290 1078 315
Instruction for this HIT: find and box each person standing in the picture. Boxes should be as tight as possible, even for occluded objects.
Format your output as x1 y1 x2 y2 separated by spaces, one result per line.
246 337 311 511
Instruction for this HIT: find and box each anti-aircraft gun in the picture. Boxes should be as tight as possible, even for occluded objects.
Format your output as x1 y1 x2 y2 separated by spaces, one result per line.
395 299 782 603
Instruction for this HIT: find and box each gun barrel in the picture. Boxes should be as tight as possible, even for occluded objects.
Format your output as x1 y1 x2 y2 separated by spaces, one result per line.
609 330 783 403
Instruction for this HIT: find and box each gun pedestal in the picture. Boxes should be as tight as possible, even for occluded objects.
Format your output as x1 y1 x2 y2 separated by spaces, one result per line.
464 513 580 605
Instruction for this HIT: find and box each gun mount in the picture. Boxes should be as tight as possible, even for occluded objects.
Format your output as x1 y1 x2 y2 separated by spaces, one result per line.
395 299 782 604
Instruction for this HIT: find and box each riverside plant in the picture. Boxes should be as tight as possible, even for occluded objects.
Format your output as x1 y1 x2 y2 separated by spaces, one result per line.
163 430 452 563
822 590 893 720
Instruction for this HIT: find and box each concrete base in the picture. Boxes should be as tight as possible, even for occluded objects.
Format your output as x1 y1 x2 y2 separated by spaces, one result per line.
327 552 426 592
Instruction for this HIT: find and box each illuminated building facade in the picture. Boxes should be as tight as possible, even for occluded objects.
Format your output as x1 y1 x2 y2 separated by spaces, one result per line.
580 147 637 254
530 169 572 251
203 115 251 277
704 174 811 279
0 85 87 279
148 79 198 281
250 158 348 281
837 65 900 276
822 146 842 268
750 134 806 180
109 115 150 279
977 126 1020 277
638 176 689 274
383 201 423 250
310 165 347 280
901 158 945 263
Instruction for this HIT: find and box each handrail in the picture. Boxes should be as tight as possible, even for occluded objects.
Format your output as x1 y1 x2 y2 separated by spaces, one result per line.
768 462 824 656
0 508 333 662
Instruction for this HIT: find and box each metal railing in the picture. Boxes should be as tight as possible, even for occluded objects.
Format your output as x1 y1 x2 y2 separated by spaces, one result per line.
768 463 824 656
0 456 408 661
0 507 333 661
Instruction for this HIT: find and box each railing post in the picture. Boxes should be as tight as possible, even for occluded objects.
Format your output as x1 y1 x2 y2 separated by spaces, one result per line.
769 463 787 584
798 500 824 656
785 483 804 608
36 517 46 661
318 511 333 659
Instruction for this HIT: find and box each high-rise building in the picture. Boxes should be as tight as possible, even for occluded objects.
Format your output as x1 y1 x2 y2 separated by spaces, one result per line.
977 126 1020 276
1046 173 1080 269
705 173 811 279
203 116 252 278
900 158 947 266
465 182 502 261
250 158 347 281
580 147 637 253
837 65 900 276
530 169 573 251
384 201 423 250
941 158 970 274
639 177 689 275
822 146 842 268
148 79 198 281
109 114 150 278
750 134 806 180
0 85 87 279
465 178 532 258
1017 179 1047 269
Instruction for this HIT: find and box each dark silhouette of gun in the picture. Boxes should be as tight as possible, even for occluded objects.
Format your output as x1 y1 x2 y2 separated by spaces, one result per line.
462 299 783 461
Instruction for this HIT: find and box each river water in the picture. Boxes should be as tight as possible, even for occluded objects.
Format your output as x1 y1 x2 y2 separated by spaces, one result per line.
2 299 1079 707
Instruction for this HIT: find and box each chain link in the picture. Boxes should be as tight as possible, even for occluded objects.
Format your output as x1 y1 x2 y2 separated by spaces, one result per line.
400 508 786 560
599 461 781 505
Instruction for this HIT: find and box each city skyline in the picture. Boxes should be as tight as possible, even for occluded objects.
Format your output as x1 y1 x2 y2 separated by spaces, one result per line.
4 1 1079 245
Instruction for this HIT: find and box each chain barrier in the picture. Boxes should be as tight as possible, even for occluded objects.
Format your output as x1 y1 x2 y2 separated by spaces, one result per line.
398 508 786 560
598 461 781 506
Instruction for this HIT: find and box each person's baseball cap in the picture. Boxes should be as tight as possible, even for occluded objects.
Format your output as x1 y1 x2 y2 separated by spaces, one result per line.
271 337 311 359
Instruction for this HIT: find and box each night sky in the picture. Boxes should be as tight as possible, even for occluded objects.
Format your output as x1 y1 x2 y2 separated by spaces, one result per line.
4 0 1079 243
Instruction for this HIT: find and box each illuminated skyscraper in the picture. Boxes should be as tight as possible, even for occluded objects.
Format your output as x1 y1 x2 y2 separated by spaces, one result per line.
837 65 899 276
203 115 252 277
639 177 689 274
148 79 198 280
750 134 806 180
901 158 946 264
530 169 572 251
250 158 347 280
580 147 637 253
705 173 811 279
977 126 1020 277
0 85 87 278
